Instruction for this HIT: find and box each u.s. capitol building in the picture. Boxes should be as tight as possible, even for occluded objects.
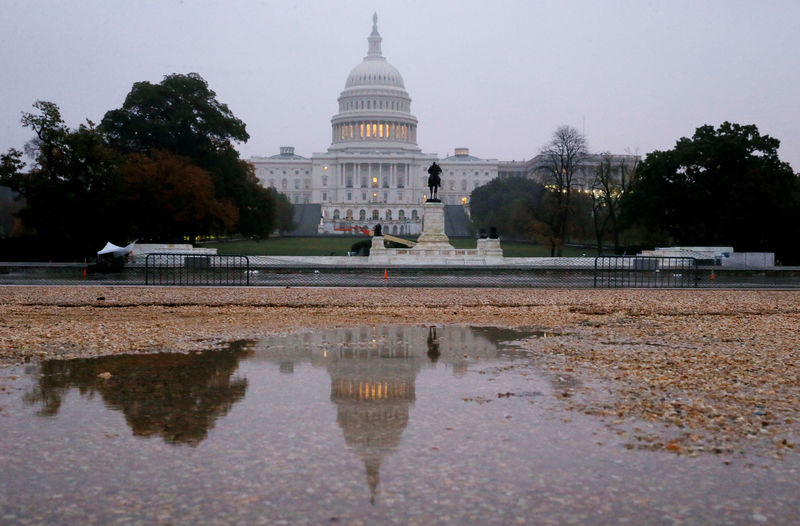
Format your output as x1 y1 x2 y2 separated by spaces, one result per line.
250 14 631 237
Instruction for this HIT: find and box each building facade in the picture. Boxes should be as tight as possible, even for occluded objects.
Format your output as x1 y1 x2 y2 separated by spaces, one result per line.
249 14 633 236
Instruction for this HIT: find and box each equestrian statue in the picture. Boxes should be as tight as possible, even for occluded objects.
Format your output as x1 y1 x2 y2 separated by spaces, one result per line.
427 162 442 201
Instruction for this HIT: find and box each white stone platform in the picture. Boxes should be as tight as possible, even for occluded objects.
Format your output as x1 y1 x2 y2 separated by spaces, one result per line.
367 201 503 265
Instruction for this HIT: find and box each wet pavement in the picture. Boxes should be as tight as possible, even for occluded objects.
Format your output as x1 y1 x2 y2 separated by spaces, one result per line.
1 325 798 524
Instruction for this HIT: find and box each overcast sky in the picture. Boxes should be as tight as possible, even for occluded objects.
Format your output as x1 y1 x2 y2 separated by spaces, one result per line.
2 0 799 169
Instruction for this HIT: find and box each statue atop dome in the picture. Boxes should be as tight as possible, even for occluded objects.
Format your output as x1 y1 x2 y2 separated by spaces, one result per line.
367 12 382 57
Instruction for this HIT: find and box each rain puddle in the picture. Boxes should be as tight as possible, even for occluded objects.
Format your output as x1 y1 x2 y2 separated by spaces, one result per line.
1 325 797 524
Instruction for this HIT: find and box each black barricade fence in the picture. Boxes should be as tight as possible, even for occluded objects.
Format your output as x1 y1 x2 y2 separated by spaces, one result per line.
145 254 250 286
594 256 698 288
0 256 798 288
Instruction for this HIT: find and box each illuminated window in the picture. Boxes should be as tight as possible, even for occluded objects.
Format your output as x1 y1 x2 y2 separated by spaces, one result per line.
346 209 353 220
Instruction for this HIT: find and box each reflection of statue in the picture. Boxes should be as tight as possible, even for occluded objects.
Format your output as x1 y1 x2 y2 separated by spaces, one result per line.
25 343 252 446
427 162 442 201
426 326 440 363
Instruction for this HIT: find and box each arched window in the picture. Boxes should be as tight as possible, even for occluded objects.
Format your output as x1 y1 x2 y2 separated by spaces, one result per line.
346 209 353 220
392 225 398 234
398 209 405 220
385 209 392 220
333 209 340 220
372 210 379 220
411 210 419 220
359 209 366 220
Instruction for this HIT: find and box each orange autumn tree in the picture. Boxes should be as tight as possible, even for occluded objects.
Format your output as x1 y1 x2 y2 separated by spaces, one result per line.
121 149 237 242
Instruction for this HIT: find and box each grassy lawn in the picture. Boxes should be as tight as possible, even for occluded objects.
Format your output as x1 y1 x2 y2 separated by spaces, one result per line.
203 237 598 257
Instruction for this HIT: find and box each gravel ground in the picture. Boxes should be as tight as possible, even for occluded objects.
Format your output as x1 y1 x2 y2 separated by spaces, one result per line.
1 285 798 456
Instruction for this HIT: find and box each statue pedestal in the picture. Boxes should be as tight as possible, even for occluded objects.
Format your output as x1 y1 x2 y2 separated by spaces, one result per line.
369 236 388 263
365 201 503 265
413 202 453 250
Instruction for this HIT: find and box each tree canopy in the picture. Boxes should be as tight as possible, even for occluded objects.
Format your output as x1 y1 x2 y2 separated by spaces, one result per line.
101 73 249 158
1 74 292 259
100 72 280 239
622 122 799 261
0 101 125 255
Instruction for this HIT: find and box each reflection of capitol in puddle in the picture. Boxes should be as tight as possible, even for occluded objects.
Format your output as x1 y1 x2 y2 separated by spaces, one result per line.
253 325 515 502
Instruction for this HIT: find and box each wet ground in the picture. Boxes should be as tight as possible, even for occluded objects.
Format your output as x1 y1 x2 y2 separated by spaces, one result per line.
1 325 798 525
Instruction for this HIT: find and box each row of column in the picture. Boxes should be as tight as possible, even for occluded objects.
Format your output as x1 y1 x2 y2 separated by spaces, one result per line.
338 162 412 189
332 121 417 143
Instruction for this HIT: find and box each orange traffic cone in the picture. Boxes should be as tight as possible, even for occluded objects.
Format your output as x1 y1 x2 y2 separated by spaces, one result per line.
82 269 87 279
710 270 716 280
384 268 388 280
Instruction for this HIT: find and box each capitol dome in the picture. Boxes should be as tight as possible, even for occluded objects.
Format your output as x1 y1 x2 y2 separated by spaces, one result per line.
345 59 405 89
330 13 419 152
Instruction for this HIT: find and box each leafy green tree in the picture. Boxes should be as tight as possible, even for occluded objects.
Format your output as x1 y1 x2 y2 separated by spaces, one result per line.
101 73 248 158
0 101 126 257
622 122 800 262
101 73 282 237
270 189 296 235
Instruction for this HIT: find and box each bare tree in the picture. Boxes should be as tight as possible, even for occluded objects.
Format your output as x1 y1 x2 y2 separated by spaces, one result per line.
538 125 588 256
590 151 639 254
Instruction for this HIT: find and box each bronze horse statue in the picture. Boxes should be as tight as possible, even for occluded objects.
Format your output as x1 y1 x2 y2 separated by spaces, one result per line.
427 162 442 201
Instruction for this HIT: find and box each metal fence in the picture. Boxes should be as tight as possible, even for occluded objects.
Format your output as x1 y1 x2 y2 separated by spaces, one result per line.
594 256 698 288
144 254 251 286
1 256 798 288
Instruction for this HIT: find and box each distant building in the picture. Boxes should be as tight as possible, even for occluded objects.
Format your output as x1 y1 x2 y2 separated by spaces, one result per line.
249 14 635 236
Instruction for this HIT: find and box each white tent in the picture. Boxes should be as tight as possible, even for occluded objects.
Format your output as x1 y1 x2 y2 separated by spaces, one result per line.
97 241 136 257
